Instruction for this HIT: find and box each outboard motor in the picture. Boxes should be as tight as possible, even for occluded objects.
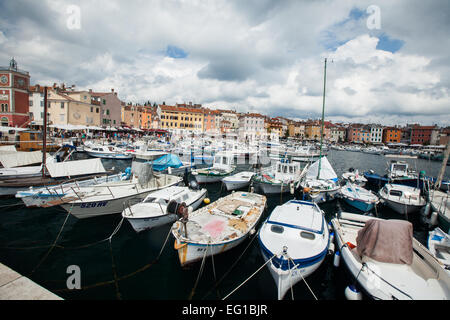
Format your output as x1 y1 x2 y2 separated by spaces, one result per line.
189 180 199 190
168 200 189 237
348 167 355 173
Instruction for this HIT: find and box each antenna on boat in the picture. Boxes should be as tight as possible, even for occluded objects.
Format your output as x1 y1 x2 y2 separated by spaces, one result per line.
317 58 327 180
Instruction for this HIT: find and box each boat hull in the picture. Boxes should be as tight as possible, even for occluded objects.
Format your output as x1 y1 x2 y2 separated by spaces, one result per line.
174 235 249 267
126 191 206 232
343 197 375 212
259 248 327 300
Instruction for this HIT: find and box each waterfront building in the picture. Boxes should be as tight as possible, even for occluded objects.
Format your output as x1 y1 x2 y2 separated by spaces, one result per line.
47 87 101 126
28 84 45 126
382 127 402 143
410 125 438 145
304 120 322 141
369 124 384 144
88 89 122 127
121 103 144 128
0 58 31 127
346 124 363 143
158 104 204 133
238 112 266 141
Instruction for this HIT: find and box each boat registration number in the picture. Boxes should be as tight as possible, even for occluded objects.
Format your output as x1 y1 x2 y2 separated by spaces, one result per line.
80 201 108 208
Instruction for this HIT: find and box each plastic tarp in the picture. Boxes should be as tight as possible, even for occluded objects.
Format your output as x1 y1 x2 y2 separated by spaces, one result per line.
356 219 413 265
45 158 106 178
0 150 43 168
152 154 183 171
0 145 17 153
306 156 338 181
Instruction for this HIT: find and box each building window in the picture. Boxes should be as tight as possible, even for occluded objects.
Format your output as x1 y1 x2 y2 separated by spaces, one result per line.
1 104 8 112
96 108 99 113
29 100 33 106
61 102 65 109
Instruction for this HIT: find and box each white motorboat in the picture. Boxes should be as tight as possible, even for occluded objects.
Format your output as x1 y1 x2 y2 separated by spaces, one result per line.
59 163 182 219
15 169 131 207
258 200 330 300
122 185 207 232
378 184 426 215
171 191 266 267
341 168 367 187
300 156 340 203
191 152 236 183
222 171 255 191
84 144 134 160
331 212 450 300
252 161 308 195
428 227 450 275
339 182 379 212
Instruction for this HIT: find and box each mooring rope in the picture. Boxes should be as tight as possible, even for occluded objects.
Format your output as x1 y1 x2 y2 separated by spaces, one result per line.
30 204 73 276
54 225 173 294
222 252 278 300
107 216 125 300
287 256 318 301
188 243 209 300
200 228 259 300
0 202 25 209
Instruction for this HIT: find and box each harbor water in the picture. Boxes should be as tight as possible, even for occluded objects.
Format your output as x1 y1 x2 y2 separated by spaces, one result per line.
0 150 448 300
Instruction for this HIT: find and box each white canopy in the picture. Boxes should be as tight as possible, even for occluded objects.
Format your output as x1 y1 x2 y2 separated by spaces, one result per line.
45 158 106 178
306 156 338 181
0 145 17 152
0 126 28 132
0 150 43 168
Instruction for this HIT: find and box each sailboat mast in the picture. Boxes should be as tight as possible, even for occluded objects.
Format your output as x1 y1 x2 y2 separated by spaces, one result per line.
42 86 48 178
317 58 327 180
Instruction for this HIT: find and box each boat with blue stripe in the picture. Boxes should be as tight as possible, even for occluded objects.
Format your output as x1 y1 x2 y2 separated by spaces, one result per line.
258 200 330 299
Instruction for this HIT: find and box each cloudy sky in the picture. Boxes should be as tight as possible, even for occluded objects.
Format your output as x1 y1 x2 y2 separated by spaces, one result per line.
1 0 449 126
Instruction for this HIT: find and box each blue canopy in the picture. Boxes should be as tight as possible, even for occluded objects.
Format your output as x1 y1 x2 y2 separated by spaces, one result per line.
152 154 183 171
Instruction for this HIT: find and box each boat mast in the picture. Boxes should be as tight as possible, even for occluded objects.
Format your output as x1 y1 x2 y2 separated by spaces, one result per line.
435 139 450 189
42 86 48 178
317 58 327 180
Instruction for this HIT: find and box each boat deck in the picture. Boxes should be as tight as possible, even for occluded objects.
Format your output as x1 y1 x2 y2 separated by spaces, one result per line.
176 192 266 244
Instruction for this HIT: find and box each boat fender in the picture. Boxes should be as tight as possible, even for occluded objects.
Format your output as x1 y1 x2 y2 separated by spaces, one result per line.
290 182 295 195
429 211 438 227
333 251 340 267
328 242 335 255
421 202 431 217
329 231 334 244
345 285 363 300
204 198 210 204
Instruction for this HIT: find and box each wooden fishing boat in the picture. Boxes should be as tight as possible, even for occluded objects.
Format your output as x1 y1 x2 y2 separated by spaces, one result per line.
171 191 266 267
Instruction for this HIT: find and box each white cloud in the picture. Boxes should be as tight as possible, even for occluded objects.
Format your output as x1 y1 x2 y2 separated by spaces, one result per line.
0 0 448 126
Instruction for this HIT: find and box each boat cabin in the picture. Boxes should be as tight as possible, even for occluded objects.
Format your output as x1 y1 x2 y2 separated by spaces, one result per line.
274 161 301 180
213 152 234 170
389 161 409 178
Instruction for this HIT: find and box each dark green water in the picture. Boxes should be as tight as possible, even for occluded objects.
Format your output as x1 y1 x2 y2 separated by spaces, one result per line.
0 150 448 300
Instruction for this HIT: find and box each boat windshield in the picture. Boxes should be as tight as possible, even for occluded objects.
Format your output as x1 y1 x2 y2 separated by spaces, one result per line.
144 197 157 203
